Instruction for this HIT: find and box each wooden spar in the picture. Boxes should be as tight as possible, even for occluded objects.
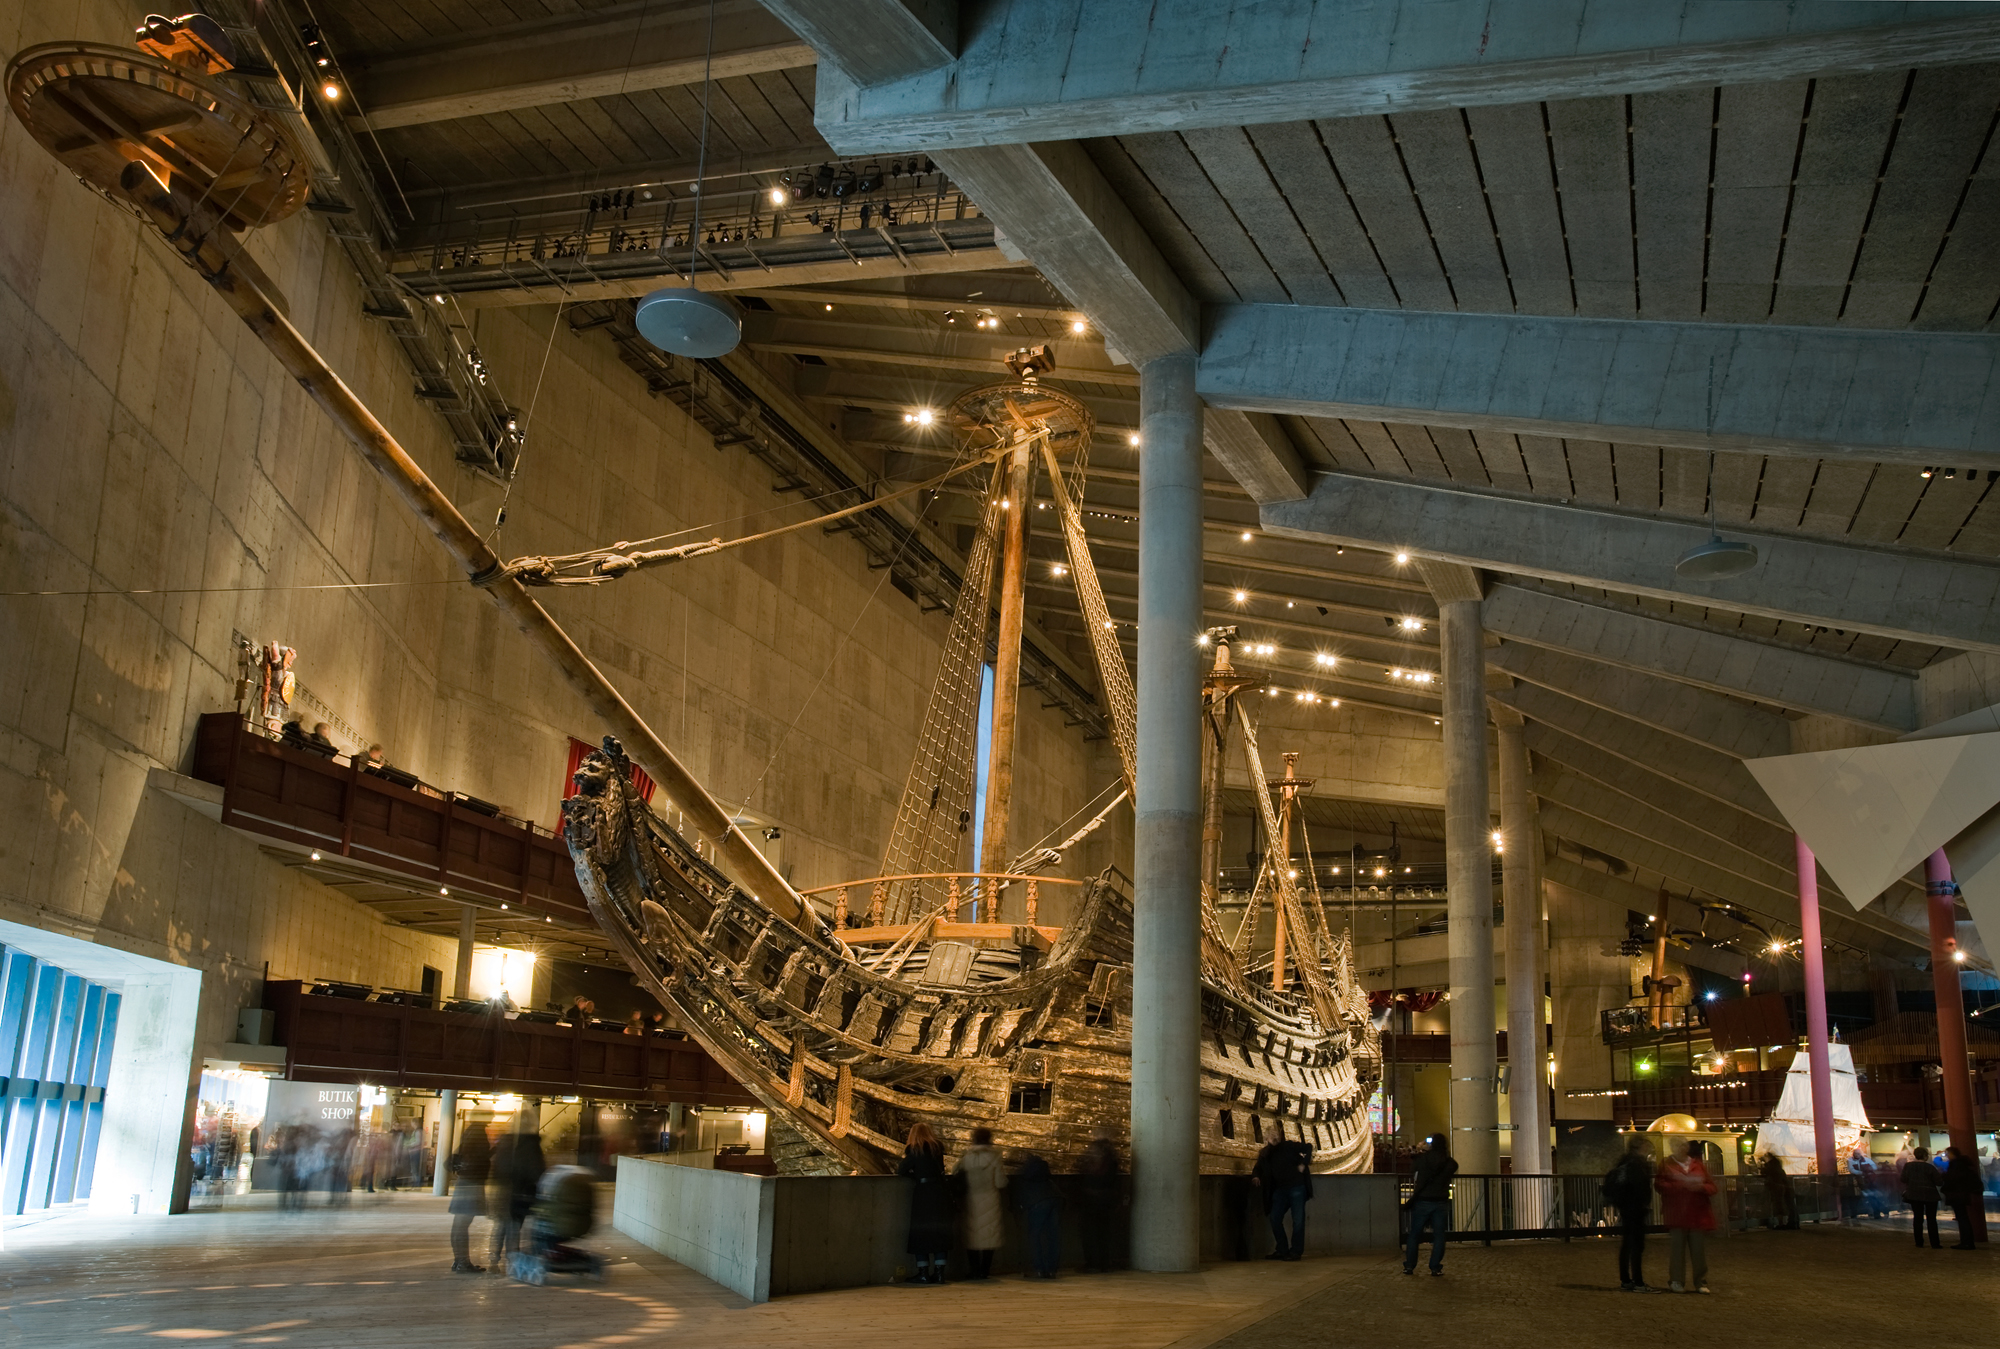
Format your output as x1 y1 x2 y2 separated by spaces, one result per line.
1271 752 1309 993
116 169 810 928
978 434 1034 893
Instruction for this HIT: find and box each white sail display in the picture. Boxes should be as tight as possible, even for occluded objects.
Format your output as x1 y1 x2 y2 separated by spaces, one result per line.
1756 1042 1871 1174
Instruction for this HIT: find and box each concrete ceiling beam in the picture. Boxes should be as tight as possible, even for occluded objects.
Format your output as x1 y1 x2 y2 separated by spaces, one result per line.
757 0 955 85
1200 305 2000 469
1484 584 1919 732
1496 636 1792 760
1261 474 2000 653
348 3 816 131
1203 409 1311 505
804 0 2000 151
741 311 1139 384
1536 764 1801 901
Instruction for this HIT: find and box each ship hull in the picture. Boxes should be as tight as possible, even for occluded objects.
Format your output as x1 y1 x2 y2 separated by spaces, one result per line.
564 744 1378 1174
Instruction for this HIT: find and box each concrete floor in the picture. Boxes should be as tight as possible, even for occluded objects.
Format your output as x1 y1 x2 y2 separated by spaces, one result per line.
0 1194 1991 1349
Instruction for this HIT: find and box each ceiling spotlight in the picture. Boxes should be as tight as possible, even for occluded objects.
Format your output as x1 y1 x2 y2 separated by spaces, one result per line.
1374 867 1387 878
1051 563 1067 577
501 902 509 910
770 188 786 206
1921 467 1934 478
309 851 321 862
1070 320 1086 335
1490 830 1503 848
321 81 342 101
1240 531 1253 542
1768 940 1785 953
1233 590 1248 604
1400 616 1423 631
902 407 935 426
1952 949 1966 963
1197 634 1211 646
1393 552 1409 565
1314 653 1335 666
1103 619 1115 629
1128 433 1141 447
1328 698 1339 707
440 886 450 896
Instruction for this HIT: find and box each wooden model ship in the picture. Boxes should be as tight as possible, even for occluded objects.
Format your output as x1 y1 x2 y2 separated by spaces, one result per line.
6 25 1379 1179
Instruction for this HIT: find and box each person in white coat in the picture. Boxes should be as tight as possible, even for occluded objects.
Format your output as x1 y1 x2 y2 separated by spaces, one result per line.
956 1127 1008 1280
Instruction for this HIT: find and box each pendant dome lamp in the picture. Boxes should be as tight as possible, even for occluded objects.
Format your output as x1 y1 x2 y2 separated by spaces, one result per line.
636 0 740 358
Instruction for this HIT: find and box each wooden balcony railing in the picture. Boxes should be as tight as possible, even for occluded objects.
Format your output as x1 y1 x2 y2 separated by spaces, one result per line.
266 980 758 1106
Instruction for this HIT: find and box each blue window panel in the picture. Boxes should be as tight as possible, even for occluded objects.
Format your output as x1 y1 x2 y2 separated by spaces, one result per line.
0 951 36 1075
46 975 82 1085
49 1097 88 1205
21 1097 63 1212
68 987 105 1089
2 1094 44 1215
74 1100 105 1201
90 994 121 1089
18 962 59 1080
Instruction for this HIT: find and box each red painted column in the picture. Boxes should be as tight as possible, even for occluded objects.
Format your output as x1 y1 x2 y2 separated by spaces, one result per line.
1795 837 1839 1193
1926 849 1987 1244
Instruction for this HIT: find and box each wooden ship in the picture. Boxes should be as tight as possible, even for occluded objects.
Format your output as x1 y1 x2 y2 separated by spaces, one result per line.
5 24 1379 1178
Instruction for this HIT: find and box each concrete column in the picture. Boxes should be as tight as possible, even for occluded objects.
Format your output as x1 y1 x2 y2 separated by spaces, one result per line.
1496 718 1548 1174
1440 597 1498 1176
1925 851 1987 1243
1794 839 1838 1188
1130 351 1203 1273
431 1089 457 1197
453 906 477 1000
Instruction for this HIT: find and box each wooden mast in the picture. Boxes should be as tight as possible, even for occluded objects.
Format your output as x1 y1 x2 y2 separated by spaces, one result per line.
976 432 1035 914
1271 753 1298 991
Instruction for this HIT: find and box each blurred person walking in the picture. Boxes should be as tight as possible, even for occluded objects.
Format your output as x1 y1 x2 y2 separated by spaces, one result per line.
1251 1133 1314 1261
1902 1146 1944 1248
1403 1134 1457 1277
957 1127 1008 1280
492 1131 546 1265
1760 1152 1798 1230
449 1122 493 1273
1941 1146 1983 1250
899 1123 952 1284
1658 1138 1717 1293
1076 1129 1121 1273
1012 1150 1061 1278
1603 1133 1656 1291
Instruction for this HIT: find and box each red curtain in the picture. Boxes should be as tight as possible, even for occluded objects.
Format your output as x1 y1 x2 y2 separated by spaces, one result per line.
564 737 656 805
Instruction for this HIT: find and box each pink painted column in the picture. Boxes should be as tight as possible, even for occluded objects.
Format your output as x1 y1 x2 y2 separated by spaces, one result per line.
1795 837 1839 1190
1926 849 1987 1244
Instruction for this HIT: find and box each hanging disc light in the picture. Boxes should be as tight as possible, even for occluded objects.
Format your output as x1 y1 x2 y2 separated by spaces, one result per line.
636 0 740 358
1675 534 1759 579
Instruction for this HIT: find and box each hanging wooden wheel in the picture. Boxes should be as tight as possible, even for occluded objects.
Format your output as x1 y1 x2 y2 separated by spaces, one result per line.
6 42 309 232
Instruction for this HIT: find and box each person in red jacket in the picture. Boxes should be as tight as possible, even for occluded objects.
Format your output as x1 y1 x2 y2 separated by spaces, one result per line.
1656 1138 1718 1293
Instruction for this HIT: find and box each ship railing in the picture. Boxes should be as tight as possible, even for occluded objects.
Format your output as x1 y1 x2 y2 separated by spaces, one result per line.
1393 1173 1845 1243
798 872 1083 945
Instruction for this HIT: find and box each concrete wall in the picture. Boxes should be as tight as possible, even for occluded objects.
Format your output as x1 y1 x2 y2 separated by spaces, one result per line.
1546 874 1629 1124
613 1156 1400 1301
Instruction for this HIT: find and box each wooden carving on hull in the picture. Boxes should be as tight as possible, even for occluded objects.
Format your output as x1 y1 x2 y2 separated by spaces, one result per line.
4 29 1380 1178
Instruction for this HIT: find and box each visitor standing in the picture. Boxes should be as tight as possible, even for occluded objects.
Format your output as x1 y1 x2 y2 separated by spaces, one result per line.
1760 1152 1798 1229
448 1122 493 1273
1657 1138 1716 1293
900 1123 952 1284
1603 1133 1656 1291
1403 1134 1457 1276
1076 1129 1121 1273
1941 1146 1982 1250
1251 1134 1313 1261
1902 1145 1943 1248
957 1127 1008 1280
1012 1150 1061 1279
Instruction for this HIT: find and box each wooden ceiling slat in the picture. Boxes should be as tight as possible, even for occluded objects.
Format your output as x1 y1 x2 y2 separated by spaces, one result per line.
1464 102 1575 317
749 68 818 144
1897 477 1986 552
1945 494 2000 557
1514 434 1571 496
1314 115 1455 311
1389 108 1514 314
590 93 683 164
1796 460 1876 538
1846 464 1927 544
1182 127 1343 306
1118 133 1289 304
1705 80 1810 323
1287 417 1370 473
1086 136 1238 302
1471 431 1531 493
1659 445 1708 518
1563 438 1618 506
1545 95 1638 318
1768 70 1907 326
1842 65 2000 327
1609 442 1660 512
1709 451 1762 526
1424 425 1490 486
1246 122 1400 310
1749 455 1817 531
1384 423 1450 481
712 74 798 154
1630 86 1713 321
1342 420 1412 476
557 95 655 168
1909 143 2000 330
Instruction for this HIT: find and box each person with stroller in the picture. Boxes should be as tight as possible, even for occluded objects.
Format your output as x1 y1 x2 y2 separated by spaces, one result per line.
509 1164 605 1283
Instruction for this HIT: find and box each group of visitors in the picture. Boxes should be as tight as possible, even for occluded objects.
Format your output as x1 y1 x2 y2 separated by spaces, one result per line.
446 1122 550 1273
1603 1134 1719 1293
1895 1145 1986 1249
897 1123 1121 1283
